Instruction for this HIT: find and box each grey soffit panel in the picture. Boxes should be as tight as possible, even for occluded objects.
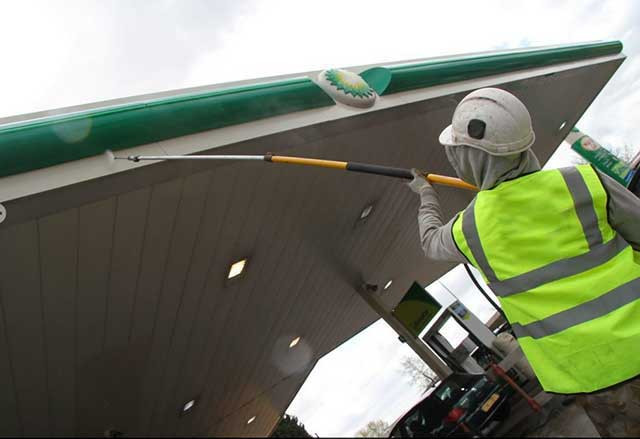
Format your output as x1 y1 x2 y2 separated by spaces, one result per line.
39 209 79 437
155 166 238 437
137 171 212 436
0 297 21 436
103 188 152 353
0 57 624 437
0 222 50 436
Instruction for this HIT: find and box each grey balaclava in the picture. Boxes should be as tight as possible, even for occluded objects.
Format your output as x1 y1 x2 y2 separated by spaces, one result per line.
444 144 541 190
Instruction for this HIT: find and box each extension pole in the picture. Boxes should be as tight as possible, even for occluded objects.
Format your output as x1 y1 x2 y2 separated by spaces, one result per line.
117 154 478 191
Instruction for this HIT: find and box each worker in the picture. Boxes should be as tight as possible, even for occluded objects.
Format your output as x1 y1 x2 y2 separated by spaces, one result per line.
407 87 640 436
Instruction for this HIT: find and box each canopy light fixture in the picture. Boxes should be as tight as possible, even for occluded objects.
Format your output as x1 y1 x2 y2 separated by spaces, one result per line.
228 259 247 279
289 336 301 348
359 204 374 220
182 399 196 414
247 416 256 425
384 280 393 290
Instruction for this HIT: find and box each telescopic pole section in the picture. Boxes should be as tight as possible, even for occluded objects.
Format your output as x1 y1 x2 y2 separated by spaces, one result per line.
119 154 478 191
120 155 266 162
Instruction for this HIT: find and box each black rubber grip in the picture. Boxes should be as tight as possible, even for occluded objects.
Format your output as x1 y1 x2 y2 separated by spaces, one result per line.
346 162 413 180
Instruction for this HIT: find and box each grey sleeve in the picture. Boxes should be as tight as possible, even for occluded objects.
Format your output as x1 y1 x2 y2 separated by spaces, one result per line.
417 185 468 263
597 169 640 251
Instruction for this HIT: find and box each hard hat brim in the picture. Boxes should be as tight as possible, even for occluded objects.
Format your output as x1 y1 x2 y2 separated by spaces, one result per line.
438 124 535 156
438 125 459 147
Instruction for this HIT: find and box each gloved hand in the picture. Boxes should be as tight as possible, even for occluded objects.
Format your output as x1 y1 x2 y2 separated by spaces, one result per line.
406 169 432 194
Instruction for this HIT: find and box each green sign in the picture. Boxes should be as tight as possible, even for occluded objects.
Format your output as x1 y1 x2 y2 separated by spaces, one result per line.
392 282 442 337
568 128 632 185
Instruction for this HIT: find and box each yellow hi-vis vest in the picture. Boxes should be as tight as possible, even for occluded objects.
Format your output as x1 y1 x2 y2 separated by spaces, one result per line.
452 164 640 394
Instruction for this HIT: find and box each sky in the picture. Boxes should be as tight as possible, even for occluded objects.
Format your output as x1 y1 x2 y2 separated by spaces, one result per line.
1 1 639 437
2 0 639 154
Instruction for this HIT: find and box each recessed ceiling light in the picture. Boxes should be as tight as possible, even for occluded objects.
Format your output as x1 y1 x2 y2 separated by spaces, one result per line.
228 259 247 279
182 399 196 413
559 121 567 131
247 416 256 425
359 204 374 220
384 280 393 290
289 336 301 348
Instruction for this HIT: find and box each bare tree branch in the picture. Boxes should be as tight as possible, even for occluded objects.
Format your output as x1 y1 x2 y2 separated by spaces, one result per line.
399 355 437 394
356 420 391 437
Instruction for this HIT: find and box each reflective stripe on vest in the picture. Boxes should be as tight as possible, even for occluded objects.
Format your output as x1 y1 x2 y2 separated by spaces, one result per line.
462 199 499 282
560 167 603 249
489 234 628 297
452 164 640 393
511 277 640 339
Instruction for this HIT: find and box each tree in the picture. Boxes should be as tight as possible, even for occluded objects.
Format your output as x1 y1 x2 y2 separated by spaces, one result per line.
356 419 391 437
610 143 638 164
271 414 312 438
400 355 437 394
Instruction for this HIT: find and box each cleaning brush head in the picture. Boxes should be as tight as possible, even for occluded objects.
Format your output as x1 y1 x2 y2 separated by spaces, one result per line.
104 149 115 163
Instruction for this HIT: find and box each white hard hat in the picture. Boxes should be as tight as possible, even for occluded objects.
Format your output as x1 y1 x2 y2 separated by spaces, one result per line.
439 88 535 156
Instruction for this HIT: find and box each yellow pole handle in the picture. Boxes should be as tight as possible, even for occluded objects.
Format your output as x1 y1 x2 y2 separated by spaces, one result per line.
269 155 347 169
426 174 478 191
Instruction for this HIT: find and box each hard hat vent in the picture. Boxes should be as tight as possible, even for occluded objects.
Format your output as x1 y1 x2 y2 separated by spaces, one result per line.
467 119 486 140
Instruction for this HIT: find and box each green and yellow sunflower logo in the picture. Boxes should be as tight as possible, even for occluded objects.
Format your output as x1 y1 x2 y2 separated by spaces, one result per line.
324 69 375 99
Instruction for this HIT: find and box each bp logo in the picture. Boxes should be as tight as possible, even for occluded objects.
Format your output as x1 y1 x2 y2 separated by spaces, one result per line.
317 68 377 108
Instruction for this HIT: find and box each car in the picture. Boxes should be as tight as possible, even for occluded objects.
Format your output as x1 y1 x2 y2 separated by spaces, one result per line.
388 372 513 438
